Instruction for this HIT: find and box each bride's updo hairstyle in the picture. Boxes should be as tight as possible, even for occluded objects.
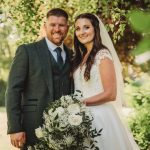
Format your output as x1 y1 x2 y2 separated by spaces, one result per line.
72 13 107 81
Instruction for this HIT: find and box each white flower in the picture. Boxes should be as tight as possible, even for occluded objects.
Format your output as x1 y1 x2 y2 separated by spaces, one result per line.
83 137 91 148
48 135 53 142
68 114 82 126
64 95 72 101
80 104 87 112
29 94 100 150
43 112 49 120
48 136 61 149
59 120 68 128
61 95 73 105
27 146 32 150
74 90 83 99
45 122 53 132
67 104 80 114
48 108 53 115
60 95 66 100
48 110 58 120
56 114 69 130
35 127 44 138
63 135 74 146
56 107 65 116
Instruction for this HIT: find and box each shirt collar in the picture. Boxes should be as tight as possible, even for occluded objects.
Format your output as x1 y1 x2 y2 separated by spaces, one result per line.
45 37 64 51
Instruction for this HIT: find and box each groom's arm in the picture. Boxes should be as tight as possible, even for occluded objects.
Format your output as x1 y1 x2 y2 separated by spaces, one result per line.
5 44 28 134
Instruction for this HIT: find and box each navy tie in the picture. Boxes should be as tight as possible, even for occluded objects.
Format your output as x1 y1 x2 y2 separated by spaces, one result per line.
55 47 63 66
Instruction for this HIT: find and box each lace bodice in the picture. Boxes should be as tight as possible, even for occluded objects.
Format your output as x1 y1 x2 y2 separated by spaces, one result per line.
73 49 140 150
73 49 113 98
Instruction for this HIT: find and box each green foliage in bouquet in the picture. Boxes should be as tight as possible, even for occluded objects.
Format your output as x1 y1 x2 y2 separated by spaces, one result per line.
28 93 102 150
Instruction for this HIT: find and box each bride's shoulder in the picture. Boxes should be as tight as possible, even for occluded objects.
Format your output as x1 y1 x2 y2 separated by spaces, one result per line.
95 48 113 64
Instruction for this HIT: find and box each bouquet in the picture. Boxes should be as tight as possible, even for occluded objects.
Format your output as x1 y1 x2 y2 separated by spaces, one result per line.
28 92 102 150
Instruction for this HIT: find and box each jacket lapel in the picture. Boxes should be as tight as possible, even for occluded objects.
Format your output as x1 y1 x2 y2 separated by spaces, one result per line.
35 38 54 100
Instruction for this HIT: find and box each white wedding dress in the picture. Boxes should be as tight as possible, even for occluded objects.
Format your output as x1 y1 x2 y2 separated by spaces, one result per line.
73 49 140 150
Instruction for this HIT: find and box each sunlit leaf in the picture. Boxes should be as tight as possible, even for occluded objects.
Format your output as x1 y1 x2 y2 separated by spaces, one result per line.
128 10 150 33
132 36 150 55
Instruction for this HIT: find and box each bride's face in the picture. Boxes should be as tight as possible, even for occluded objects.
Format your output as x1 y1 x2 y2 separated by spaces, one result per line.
75 18 95 47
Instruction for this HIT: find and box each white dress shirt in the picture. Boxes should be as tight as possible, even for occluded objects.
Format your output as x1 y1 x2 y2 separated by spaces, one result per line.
45 37 66 63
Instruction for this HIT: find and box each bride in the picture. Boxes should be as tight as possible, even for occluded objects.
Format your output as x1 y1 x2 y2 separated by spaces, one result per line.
72 13 140 150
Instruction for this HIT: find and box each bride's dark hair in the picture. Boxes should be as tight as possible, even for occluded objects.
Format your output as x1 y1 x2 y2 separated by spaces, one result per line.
72 13 107 81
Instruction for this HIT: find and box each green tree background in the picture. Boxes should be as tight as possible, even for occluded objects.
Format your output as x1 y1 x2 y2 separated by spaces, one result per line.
0 0 150 149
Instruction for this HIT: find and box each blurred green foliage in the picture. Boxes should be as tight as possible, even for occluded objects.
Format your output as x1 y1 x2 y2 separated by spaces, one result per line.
98 0 128 43
1 0 99 44
128 10 150 55
2 0 149 46
0 5 17 106
125 74 150 150
130 104 150 150
0 79 6 106
1 0 150 71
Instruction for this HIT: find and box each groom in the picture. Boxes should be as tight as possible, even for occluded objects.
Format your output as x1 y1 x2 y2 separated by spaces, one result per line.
5 8 73 150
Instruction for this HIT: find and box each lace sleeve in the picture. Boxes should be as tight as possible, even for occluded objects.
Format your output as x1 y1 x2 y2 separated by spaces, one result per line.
95 49 113 65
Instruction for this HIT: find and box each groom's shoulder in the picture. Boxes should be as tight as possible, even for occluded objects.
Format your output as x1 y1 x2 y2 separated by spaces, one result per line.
24 39 43 48
18 38 45 51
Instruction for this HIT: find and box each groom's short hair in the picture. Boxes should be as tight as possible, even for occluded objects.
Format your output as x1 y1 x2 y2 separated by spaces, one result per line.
46 8 68 21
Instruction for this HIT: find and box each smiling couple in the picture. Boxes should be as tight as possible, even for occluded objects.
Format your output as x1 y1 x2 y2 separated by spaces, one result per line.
6 8 140 150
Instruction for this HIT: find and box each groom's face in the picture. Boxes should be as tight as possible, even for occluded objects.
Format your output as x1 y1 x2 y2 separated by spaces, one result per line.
45 15 69 46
